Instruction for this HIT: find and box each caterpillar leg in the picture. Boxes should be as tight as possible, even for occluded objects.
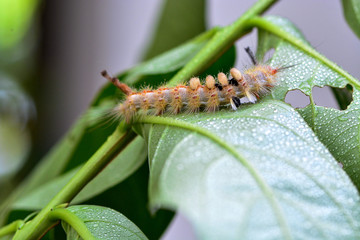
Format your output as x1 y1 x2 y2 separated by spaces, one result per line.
230 96 241 110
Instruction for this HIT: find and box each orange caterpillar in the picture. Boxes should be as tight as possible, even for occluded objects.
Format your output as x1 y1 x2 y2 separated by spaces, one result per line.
102 48 284 123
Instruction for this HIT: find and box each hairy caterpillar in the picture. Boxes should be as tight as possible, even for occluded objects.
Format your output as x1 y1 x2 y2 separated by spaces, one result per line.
102 48 289 123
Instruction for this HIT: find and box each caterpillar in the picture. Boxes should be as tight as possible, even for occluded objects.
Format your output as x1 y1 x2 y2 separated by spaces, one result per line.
102 48 288 123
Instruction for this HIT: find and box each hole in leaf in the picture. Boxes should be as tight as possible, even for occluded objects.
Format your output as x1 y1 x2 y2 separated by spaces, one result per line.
312 86 340 109
284 85 353 110
285 90 310 108
312 85 353 110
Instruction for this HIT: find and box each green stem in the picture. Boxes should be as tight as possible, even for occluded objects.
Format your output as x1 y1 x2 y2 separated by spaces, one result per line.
13 123 137 240
49 208 94 240
0 220 23 237
246 16 360 88
167 0 278 86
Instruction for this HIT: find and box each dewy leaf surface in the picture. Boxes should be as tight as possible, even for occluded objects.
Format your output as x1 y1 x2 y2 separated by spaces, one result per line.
62 205 148 240
138 100 360 240
256 16 360 189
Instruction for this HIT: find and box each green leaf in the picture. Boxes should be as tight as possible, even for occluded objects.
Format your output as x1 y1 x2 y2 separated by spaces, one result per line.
257 16 351 98
342 0 360 39
12 136 147 210
137 100 360 240
143 0 206 60
255 16 360 190
298 95 360 188
61 205 148 240
85 162 174 240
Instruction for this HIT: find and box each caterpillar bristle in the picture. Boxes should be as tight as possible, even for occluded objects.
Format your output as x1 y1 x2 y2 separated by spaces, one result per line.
277 63 299 72
102 62 282 123
245 47 258 65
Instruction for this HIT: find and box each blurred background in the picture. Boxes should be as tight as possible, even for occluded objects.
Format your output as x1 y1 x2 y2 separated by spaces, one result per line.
0 0 359 239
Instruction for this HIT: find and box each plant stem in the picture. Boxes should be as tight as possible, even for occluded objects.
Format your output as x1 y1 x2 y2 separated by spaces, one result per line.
167 0 278 86
0 220 23 238
13 123 137 240
246 16 360 88
49 208 94 240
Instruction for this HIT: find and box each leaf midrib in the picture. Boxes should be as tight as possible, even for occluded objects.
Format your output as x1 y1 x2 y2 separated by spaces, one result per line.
78 219 145 239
